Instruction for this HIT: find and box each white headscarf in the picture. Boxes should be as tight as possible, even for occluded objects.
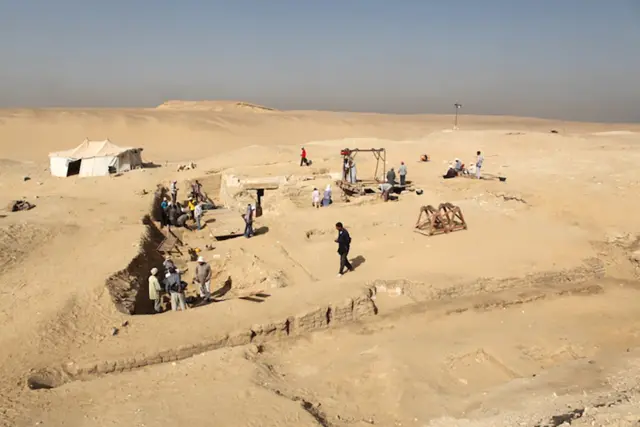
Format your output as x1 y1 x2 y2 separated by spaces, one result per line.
325 184 331 192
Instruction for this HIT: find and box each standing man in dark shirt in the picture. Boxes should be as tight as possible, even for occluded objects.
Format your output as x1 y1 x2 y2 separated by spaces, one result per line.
167 203 178 226
386 168 396 185
163 267 186 311
160 197 169 229
335 222 354 277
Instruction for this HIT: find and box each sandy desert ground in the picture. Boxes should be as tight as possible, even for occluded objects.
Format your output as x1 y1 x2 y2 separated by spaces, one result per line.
1 101 640 427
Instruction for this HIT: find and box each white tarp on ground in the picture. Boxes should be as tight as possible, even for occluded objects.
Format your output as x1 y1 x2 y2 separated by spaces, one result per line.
48 139 143 177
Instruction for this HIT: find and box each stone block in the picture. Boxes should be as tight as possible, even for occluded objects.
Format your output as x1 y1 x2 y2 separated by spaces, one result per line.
114 359 128 372
228 330 252 347
353 295 376 317
205 334 229 351
252 320 288 343
146 355 162 366
176 345 196 360
134 358 148 368
293 307 327 334
65 362 80 377
329 298 354 325
96 361 116 374
122 357 136 371
159 351 175 363
73 366 86 377
250 324 263 337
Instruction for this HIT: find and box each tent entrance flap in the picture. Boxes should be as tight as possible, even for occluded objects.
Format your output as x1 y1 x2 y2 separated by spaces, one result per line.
67 159 81 177
109 156 119 174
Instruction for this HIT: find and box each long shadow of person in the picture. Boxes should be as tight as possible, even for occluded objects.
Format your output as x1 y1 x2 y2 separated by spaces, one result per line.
211 277 232 299
350 255 366 270
254 226 270 236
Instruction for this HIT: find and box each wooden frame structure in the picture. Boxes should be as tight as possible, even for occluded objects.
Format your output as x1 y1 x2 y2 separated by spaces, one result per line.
242 182 279 217
415 203 467 236
336 148 386 196
157 228 185 256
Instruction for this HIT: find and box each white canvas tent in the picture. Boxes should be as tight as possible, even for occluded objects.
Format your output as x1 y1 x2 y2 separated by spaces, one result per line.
48 139 144 177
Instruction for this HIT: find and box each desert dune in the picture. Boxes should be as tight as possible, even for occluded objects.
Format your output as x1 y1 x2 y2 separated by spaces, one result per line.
1 102 640 427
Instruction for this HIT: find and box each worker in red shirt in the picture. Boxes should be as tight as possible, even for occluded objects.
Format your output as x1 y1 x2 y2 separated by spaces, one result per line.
300 147 310 166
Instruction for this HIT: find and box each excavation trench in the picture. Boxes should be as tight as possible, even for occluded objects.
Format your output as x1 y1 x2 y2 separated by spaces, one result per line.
102 172 277 315
104 214 166 315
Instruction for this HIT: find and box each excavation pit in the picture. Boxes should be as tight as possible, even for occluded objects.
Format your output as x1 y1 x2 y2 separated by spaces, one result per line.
26 377 54 391
26 369 67 391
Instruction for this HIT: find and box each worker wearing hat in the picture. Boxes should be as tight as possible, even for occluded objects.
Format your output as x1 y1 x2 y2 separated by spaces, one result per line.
194 255 212 301
170 180 178 204
148 267 163 313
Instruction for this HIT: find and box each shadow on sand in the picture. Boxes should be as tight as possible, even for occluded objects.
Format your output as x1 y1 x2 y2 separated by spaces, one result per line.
350 255 366 270
254 226 270 236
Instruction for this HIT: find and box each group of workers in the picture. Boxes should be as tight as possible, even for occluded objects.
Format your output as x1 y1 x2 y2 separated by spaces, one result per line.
150 148 488 313
343 157 358 183
443 151 484 179
148 255 213 313
149 221 355 314
385 161 408 185
311 184 333 208
161 180 213 231
377 161 409 201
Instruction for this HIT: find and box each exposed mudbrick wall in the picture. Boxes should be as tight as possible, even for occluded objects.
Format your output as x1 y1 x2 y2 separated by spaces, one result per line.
55 289 377 386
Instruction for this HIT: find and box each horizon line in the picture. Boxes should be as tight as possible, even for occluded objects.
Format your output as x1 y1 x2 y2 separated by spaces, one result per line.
0 104 638 125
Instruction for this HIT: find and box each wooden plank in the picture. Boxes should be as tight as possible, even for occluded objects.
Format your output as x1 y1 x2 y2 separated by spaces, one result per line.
242 183 280 190
157 228 185 253
169 228 184 244
158 235 177 252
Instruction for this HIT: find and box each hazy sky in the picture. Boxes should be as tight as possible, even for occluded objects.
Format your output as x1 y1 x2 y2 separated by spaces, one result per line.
0 1 638 122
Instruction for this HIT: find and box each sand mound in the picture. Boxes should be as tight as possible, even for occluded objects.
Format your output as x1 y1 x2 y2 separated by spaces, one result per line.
0 223 57 271
211 247 288 293
0 158 37 177
0 158 25 167
591 130 636 136
156 100 277 113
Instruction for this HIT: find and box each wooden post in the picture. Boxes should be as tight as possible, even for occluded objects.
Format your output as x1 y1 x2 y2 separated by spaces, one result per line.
255 189 264 217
